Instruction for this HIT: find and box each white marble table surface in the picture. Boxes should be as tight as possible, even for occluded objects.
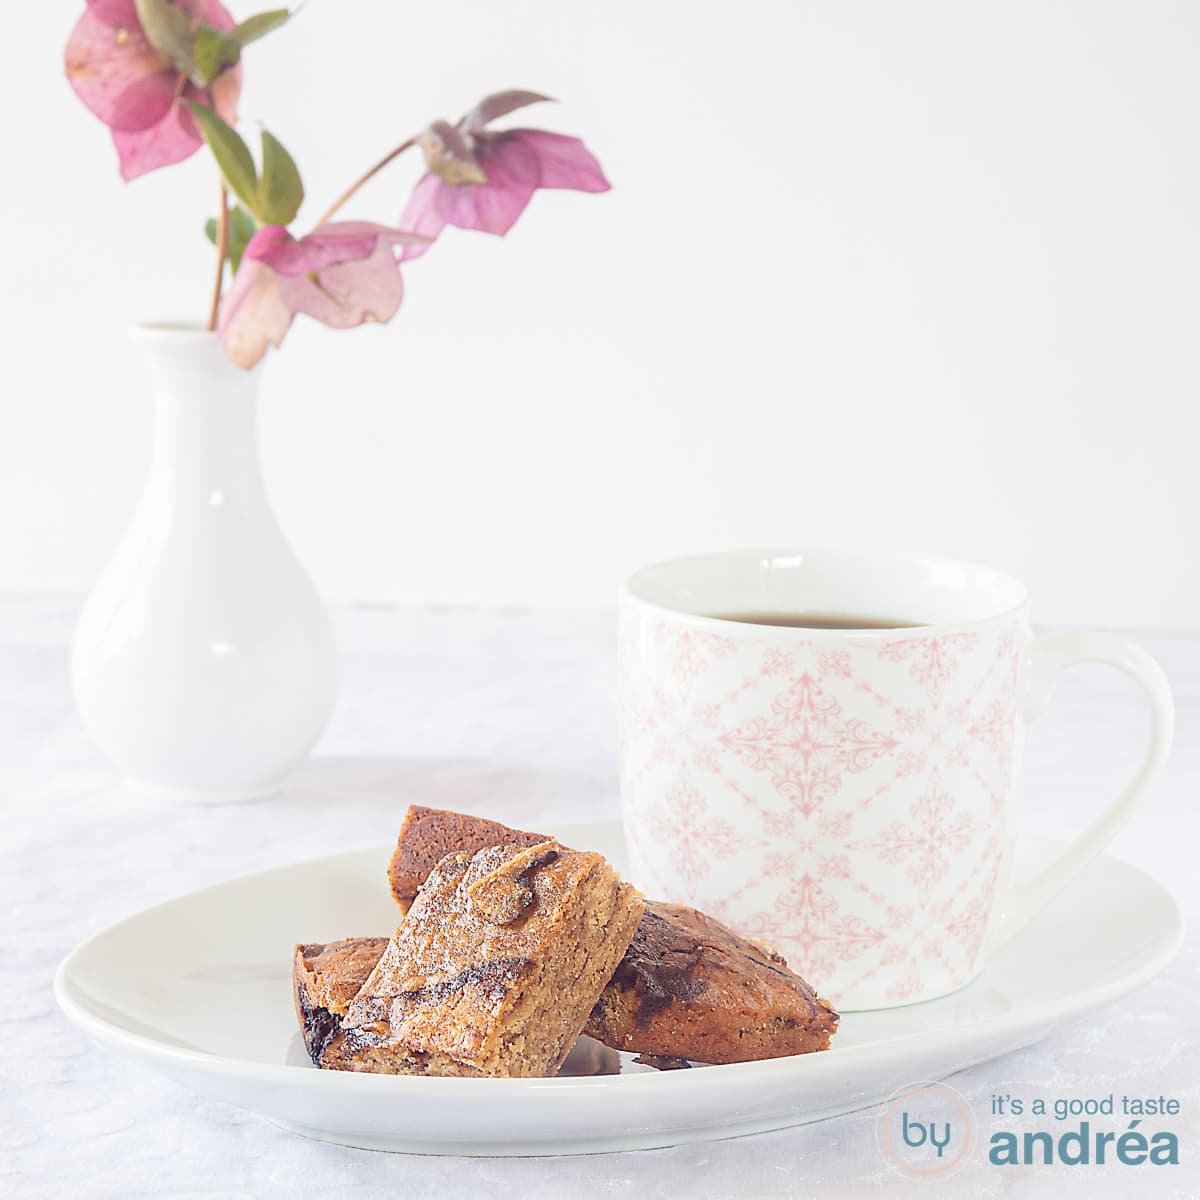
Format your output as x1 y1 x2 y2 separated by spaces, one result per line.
2 595 1197 1199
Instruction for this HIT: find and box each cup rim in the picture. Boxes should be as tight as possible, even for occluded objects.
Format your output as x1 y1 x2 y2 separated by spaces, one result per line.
623 545 1031 636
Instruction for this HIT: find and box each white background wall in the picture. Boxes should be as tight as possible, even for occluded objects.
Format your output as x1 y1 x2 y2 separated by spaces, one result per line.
4 1 1197 627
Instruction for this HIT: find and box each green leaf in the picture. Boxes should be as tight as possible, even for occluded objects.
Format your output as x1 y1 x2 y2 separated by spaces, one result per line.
193 9 294 83
186 102 260 214
193 23 242 84
257 130 304 225
134 0 198 80
226 207 258 273
205 206 259 274
231 9 292 47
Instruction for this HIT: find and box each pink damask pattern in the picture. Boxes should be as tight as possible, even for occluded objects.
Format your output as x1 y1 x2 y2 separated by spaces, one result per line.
657 626 736 693
770 872 887 981
717 674 898 817
621 609 1024 1005
645 776 742 887
877 633 981 705
858 770 976 899
969 696 1017 759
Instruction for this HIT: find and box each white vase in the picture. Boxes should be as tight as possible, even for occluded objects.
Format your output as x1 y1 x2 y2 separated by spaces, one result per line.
71 323 338 803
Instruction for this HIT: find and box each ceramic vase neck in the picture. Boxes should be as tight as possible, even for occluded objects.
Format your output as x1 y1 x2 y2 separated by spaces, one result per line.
133 324 265 500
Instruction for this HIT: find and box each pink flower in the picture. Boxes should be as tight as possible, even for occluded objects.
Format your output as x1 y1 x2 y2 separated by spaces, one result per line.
65 0 241 181
218 222 428 369
401 90 610 258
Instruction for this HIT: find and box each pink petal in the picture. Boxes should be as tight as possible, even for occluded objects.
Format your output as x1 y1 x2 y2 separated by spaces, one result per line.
425 135 544 237
319 220 430 247
503 129 611 192
312 220 431 262
206 58 242 124
105 69 179 132
65 8 176 132
280 241 406 330
398 174 450 261
398 130 610 251
242 226 305 273
245 222 424 277
434 175 537 237
218 260 294 370
222 225 417 354
68 0 243 180
176 69 241 140
87 0 139 27
112 102 202 179
246 226 376 276
477 133 542 187
114 70 241 181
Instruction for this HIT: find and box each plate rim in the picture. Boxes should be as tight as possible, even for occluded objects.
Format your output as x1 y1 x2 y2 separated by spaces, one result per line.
53 833 1185 1094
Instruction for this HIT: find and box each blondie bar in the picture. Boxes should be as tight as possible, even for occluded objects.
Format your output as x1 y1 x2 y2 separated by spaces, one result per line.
293 936 390 1068
336 841 644 1077
385 805 839 1065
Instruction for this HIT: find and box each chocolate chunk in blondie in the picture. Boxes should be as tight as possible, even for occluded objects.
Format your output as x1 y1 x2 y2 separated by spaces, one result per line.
337 841 644 1077
585 901 839 1064
292 937 388 1067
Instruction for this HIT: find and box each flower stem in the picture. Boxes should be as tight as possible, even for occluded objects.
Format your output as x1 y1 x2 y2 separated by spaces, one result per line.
313 138 416 229
207 183 229 332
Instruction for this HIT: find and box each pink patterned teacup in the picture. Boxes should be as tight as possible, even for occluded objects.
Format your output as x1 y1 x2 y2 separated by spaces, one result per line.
619 548 1173 1010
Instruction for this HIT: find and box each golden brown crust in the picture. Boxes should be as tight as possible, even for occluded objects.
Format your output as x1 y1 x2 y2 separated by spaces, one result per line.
584 901 839 1063
383 806 840 1065
292 937 389 1066
338 842 644 1077
388 806 546 913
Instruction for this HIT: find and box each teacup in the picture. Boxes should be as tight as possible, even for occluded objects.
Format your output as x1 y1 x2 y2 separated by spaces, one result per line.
619 548 1173 1010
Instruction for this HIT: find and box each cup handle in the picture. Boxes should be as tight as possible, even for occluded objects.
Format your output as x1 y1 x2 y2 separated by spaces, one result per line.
992 632 1174 946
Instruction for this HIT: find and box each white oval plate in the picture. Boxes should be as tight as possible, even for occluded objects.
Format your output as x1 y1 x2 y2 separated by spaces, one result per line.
54 822 1181 1156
